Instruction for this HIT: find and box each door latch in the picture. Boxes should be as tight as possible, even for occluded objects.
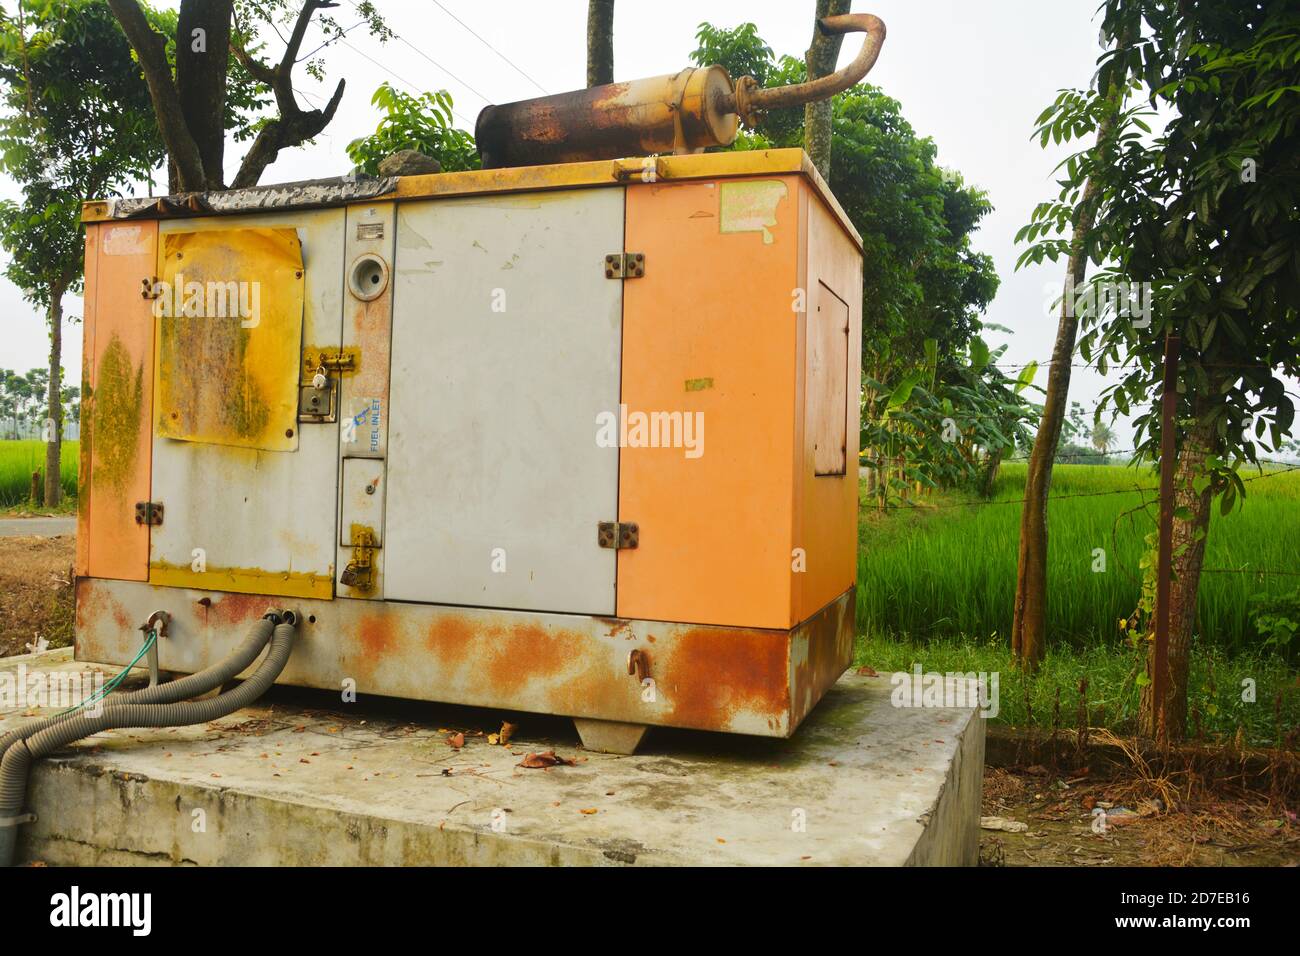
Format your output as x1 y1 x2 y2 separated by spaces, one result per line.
340 525 377 592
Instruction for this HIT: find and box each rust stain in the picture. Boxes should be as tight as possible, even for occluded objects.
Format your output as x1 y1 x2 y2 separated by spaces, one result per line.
790 590 854 727
481 622 587 697
203 591 274 629
423 614 475 670
661 626 790 731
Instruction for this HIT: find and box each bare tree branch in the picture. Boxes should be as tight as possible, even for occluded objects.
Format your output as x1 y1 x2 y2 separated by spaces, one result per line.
230 0 344 189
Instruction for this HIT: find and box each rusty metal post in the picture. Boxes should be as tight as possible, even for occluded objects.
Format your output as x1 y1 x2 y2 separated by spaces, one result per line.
29 469 42 508
1152 332 1180 744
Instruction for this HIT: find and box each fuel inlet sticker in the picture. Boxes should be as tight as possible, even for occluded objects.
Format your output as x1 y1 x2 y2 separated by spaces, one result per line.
344 398 384 454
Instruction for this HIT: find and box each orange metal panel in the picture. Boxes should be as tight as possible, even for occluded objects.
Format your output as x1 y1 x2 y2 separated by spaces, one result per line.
74 226 98 577
792 186 863 624
82 220 157 581
618 176 800 629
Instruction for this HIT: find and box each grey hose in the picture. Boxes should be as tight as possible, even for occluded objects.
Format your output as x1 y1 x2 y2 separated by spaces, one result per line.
0 613 281 766
0 615 299 866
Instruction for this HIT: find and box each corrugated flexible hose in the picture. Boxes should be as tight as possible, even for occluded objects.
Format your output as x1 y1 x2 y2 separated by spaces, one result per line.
0 612 283 766
0 611 299 866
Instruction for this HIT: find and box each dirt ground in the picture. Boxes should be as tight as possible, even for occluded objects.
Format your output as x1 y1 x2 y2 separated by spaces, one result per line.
981 762 1300 866
0 534 75 656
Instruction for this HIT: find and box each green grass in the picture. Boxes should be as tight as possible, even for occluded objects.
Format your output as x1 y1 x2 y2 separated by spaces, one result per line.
0 440 78 508
854 462 1300 745
857 462 1300 653
855 632 1299 747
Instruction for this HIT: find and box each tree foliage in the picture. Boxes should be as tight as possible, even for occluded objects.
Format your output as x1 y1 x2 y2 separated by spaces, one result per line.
1019 0 1300 497
346 83 479 175
0 0 165 303
1018 0 1300 736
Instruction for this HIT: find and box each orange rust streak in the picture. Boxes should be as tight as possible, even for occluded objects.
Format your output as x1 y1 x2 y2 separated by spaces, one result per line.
660 626 790 731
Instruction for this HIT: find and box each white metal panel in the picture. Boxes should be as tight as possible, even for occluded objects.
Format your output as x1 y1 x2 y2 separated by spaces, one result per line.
340 458 386 546
149 209 344 596
385 189 624 614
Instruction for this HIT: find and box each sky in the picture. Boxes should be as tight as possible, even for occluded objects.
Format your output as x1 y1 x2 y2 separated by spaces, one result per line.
0 0 1121 443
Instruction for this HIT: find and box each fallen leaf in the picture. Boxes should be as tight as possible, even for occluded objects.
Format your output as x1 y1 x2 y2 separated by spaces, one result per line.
499 721 517 746
856 665 879 677
518 750 577 769
579 808 598 815
447 732 465 749
487 734 500 745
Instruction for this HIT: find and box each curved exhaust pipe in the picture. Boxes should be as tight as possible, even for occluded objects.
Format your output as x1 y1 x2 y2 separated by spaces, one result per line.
475 12 886 169
727 14 886 124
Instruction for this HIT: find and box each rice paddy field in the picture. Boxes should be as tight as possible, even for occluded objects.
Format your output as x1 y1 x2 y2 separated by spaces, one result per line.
855 462 1300 745
0 439 78 508
857 462 1300 653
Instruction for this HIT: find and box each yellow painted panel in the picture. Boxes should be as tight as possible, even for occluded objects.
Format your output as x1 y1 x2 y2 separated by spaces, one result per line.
148 561 333 600
154 228 304 451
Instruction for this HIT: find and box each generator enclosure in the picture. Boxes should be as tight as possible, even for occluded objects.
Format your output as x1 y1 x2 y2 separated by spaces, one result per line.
74 149 863 746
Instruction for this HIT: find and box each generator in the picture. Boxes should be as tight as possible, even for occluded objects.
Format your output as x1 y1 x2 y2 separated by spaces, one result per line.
72 15 879 755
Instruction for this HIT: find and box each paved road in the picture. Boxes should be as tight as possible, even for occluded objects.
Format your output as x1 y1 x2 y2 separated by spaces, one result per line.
0 517 75 538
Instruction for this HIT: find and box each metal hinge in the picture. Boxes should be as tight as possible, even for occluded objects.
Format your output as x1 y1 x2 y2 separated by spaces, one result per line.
604 253 645 279
134 501 164 526
598 521 639 550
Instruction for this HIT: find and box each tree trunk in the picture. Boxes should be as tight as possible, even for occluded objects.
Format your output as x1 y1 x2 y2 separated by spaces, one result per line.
43 283 65 507
803 0 852 181
1011 180 1104 669
586 1 615 88
106 0 207 191
980 447 1004 498
1139 411 1216 741
176 0 232 189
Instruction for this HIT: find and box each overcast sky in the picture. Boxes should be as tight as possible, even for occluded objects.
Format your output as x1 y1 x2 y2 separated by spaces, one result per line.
1 0 1124 443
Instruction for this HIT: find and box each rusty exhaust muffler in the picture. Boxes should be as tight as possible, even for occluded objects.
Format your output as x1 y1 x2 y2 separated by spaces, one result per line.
475 13 885 169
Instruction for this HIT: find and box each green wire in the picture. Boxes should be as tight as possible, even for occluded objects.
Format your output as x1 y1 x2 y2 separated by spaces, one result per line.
56 629 157 716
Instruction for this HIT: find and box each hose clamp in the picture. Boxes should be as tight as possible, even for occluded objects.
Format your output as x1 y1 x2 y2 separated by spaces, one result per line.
0 812 36 828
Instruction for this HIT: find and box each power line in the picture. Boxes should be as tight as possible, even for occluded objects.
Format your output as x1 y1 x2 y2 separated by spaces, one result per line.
393 34 492 107
429 0 549 96
339 38 476 128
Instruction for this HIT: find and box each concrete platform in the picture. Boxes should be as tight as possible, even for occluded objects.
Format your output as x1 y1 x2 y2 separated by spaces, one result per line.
2 649 983 866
